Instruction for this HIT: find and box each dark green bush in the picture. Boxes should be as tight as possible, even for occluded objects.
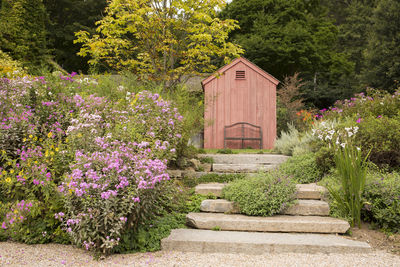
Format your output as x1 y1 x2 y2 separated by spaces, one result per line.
279 152 323 183
222 171 296 216
356 116 400 169
314 146 335 175
363 172 400 233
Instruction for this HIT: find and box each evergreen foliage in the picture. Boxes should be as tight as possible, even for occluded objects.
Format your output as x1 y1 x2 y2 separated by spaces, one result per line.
0 0 48 70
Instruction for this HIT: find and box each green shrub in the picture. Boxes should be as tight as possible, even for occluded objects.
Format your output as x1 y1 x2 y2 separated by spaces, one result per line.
363 172 400 233
356 116 400 169
279 153 323 184
222 171 296 216
315 146 335 174
182 173 245 188
113 211 186 253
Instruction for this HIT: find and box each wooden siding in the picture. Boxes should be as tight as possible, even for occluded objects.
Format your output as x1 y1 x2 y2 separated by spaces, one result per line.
203 59 277 149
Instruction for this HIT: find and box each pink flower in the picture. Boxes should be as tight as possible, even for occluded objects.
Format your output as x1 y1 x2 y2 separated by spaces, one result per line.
356 118 362 123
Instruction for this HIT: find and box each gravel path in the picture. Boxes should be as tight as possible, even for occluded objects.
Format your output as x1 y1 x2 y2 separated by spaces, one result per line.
0 242 399 267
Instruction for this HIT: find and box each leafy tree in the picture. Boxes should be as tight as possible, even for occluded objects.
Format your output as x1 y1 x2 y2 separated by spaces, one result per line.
75 0 243 89
43 0 107 73
221 0 354 108
363 0 400 92
0 0 48 70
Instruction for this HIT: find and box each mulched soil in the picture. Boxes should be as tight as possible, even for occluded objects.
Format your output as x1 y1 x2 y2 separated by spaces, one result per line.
345 222 400 255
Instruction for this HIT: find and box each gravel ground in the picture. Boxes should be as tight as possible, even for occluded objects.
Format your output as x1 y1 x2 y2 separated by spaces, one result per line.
0 242 399 267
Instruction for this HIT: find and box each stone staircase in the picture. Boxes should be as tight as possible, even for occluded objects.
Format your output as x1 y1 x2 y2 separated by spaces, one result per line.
162 154 371 254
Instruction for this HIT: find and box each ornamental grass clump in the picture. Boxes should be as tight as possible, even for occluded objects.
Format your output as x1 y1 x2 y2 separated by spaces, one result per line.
313 123 370 228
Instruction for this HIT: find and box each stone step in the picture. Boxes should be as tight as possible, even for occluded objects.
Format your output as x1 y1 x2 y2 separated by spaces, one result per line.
200 154 289 165
212 163 277 173
282 200 330 216
195 183 226 197
187 212 350 234
296 183 327 200
200 199 330 216
162 229 371 254
200 199 239 213
193 172 257 179
195 183 328 199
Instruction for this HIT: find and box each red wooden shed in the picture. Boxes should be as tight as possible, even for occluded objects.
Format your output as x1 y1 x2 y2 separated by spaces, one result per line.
202 57 279 149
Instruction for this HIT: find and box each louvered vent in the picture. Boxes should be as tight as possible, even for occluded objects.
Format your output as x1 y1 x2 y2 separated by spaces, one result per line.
235 70 246 79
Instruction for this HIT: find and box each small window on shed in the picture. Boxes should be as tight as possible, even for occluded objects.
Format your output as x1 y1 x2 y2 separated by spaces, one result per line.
235 70 246 80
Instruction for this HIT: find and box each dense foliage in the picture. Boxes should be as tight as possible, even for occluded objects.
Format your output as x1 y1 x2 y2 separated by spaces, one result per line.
363 172 400 233
75 0 243 88
279 153 322 184
0 0 48 71
222 171 296 216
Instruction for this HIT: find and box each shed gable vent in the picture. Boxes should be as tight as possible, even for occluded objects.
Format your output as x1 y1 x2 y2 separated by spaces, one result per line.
235 70 246 79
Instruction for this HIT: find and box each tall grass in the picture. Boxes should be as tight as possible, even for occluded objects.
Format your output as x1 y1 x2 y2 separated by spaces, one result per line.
327 145 370 228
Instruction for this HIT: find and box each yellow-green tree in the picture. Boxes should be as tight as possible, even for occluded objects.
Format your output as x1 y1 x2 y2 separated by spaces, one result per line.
75 0 243 88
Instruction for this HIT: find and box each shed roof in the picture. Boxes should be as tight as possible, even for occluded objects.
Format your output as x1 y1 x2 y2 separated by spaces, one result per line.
201 57 280 88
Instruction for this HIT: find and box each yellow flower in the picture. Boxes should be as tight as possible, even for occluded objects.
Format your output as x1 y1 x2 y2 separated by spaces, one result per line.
2 170 7 175
1 150 5 154
47 132 53 138
33 136 38 141
34 161 38 164
9 169 14 174
45 150 49 157
18 170 23 176
23 138 27 142
77 133 82 138
65 138 69 143
13 209 18 214
39 138 43 142
50 151 54 156
5 177 11 183
55 147 59 152
29 134 33 139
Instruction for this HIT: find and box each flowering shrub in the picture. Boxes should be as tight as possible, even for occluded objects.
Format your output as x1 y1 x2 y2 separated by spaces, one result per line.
0 74 184 255
314 89 400 169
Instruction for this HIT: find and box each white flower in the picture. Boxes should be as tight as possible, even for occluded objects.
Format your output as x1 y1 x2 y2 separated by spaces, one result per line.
340 143 346 148
336 137 340 145
353 126 359 134
356 147 361 151
328 130 335 135
348 132 353 137
318 135 323 140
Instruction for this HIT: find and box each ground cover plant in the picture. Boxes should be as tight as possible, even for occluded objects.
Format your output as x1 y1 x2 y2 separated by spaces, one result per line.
222 171 296 216
0 73 190 256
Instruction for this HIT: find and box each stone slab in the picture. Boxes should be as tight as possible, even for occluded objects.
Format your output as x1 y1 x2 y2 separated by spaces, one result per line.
162 229 371 254
195 183 226 197
200 154 289 165
212 163 277 173
201 199 330 216
296 183 327 200
200 199 239 213
193 172 257 178
186 212 350 234
282 200 330 216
